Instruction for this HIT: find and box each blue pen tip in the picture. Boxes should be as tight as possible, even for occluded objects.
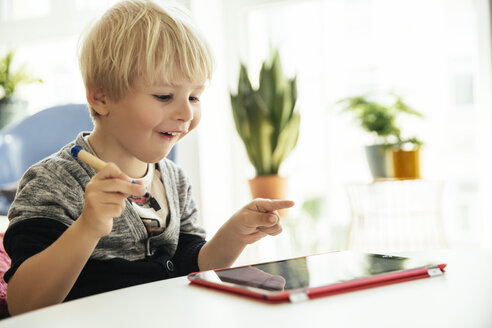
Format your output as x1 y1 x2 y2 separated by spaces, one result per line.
71 145 83 157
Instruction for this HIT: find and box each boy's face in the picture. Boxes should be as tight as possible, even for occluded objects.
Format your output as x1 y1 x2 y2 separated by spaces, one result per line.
96 78 205 164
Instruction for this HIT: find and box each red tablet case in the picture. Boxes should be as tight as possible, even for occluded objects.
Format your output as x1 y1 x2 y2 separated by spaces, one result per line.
187 252 446 303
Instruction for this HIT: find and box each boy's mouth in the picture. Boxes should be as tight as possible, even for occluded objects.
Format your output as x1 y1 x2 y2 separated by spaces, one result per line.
161 132 179 136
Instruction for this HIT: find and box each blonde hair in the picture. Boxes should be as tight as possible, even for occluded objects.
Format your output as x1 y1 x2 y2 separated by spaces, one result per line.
79 0 214 118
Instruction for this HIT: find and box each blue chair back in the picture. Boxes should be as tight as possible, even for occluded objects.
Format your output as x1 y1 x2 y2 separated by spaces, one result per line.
0 104 94 214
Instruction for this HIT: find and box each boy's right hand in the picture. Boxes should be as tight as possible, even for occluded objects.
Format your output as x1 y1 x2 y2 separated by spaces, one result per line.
78 163 146 239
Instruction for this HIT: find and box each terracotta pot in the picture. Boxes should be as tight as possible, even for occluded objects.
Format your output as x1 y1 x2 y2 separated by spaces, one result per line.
248 175 288 216
390 148 421 179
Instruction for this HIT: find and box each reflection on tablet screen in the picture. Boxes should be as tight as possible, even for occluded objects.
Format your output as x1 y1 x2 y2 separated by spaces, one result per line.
209 252 436 292
216 266 286 291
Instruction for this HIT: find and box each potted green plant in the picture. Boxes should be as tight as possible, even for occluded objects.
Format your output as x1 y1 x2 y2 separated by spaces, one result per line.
0 51 42 129
338 94 423 179
230 50 300 205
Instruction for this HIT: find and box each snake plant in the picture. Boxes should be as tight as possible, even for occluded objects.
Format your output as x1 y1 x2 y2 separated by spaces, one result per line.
230 51 300 176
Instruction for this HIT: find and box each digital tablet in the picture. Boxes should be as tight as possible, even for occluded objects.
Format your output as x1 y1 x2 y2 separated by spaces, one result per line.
187 251 446 303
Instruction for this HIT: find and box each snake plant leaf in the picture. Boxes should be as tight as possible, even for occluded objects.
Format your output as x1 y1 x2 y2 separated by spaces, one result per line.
269 87 282 150
271 50 286 95
289 77 298 117
272 111 300 173
238 64 253 95
259 61 275 115
277 81 294 132
230 94 248 148
247 92 274 175
231 97 262 171
271 53 287 124
232 64 255 140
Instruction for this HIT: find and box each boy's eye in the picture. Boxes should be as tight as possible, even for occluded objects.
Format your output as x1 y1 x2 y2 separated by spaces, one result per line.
154 94 172 101
189 96 200 103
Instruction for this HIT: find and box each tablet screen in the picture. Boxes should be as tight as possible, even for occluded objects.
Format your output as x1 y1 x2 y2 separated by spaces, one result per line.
189 251 439 295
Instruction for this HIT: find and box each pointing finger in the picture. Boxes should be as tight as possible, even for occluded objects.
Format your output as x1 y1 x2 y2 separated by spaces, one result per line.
247 198 295 213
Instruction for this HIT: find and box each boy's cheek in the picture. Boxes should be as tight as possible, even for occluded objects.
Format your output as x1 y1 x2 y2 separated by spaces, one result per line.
188 111 202 132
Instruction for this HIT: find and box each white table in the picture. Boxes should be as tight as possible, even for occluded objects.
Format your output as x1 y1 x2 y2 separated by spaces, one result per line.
0 248 491 328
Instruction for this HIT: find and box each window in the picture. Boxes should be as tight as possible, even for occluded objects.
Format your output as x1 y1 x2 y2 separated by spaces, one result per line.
194 0 491 263
2 0 490 265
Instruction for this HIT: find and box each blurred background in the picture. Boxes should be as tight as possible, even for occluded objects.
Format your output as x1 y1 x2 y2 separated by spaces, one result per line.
0 0 490 265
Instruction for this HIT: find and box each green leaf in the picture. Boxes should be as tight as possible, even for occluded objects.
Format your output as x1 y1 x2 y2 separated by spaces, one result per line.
246 92 274 174
272 112 300 172
279 80 295 131
0 51 42 100
238 64 253 95
393 96 424 117
259 61 274 114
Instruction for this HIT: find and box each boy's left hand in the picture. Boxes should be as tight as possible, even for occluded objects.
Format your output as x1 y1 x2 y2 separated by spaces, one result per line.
228 198 295 245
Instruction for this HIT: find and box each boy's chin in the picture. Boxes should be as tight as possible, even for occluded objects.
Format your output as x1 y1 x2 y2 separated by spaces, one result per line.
144 151 172 163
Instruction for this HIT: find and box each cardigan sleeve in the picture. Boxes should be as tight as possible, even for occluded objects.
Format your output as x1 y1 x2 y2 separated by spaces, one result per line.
3 218 67 283
172 232 206 275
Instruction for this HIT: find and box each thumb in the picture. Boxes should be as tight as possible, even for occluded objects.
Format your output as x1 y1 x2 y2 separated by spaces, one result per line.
248 198 295 213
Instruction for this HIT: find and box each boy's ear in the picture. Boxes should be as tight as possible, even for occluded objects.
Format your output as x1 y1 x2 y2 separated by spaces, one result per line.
86 88 110 116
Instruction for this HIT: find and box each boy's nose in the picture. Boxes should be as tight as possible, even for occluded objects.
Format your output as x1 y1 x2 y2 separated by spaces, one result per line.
174 100 194 122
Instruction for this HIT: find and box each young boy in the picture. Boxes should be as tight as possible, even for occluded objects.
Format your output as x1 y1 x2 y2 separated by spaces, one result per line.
3 0 294 315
